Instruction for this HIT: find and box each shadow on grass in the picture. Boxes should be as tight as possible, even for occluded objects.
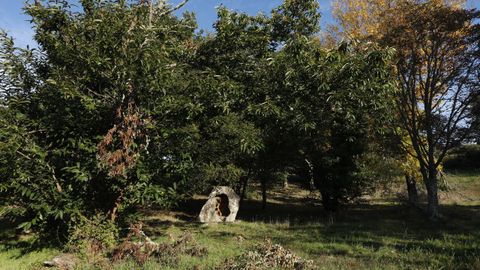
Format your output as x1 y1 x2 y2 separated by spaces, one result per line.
0 215 58 259
148 194 480 229
274 204 480 268
143 197 480 268
2 194 479 268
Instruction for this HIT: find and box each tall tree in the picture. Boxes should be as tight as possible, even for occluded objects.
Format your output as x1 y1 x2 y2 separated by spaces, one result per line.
333 0 480 218
271 38 396 212
194 7 273 208
381 2 480 218
197 0 324 210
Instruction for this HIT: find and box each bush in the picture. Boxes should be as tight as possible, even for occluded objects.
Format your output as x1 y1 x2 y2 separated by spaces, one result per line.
67 214 118 257
112 224 207 267
443 144 480 172
0 1 196 243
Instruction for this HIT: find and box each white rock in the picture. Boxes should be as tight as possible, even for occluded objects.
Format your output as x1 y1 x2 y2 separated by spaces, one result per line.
198 186 240 223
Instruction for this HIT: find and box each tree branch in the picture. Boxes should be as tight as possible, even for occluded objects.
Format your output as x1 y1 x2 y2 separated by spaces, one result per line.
158 0 190 16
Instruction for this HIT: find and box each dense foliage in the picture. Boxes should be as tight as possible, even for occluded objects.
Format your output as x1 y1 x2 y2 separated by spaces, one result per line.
0 0 421 243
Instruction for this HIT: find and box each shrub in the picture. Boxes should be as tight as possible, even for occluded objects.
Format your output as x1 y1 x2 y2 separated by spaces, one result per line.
443 144 480 172
0 0 196 242
67 214 118 258
112 224 207 267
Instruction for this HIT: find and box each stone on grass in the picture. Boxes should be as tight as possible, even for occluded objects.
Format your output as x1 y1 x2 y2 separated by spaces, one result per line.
199 186 240 223
43 253 77 270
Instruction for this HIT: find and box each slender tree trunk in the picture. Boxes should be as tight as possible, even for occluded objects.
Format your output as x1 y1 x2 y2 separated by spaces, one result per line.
235 176 243 195
239 169 251 204
425 166 439 219
240 176 249 204
283 174 289 190
309 175 316 191
305 158 316 191
109 190 125 222
261 176 267 210
405 174 418 207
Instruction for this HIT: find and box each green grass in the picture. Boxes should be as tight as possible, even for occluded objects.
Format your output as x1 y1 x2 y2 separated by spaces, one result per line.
0 247 58 270
129 204 480 270
0 217 59 270
1 172 479 269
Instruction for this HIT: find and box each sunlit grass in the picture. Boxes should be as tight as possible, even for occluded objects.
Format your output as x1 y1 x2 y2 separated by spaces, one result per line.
0 232 59 270
0 248 58 270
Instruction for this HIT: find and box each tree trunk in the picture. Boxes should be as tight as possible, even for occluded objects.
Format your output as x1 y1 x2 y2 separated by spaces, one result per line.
405 174 418 207
305 158 316 191
109 190 125 222
261 177 267 210
425 167 440 219
235 176 243 195
240 176 249 204
320 190 338 213
309 176 316 191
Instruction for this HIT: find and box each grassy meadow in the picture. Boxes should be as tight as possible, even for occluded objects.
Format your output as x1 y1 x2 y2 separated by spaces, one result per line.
1 171 479 270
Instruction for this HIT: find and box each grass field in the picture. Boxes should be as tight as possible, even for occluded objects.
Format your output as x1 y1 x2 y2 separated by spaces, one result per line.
1 172 479 270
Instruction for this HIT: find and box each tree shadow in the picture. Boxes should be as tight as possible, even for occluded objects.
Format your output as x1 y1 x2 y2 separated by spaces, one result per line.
271 204 480 267
149 194 480 268
0 215 58 259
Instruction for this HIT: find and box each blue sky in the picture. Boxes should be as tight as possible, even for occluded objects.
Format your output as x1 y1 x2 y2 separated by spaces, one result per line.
0 0 479 48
